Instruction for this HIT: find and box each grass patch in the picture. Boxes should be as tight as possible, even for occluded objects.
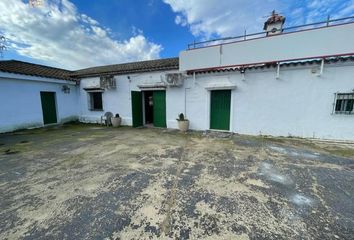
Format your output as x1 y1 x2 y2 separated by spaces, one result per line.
325 148 354 159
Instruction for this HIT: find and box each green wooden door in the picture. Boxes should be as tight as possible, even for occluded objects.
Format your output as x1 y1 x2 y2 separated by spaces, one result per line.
40 92 57 125
131 91 143 127
153 91 166 128
210 90 231 130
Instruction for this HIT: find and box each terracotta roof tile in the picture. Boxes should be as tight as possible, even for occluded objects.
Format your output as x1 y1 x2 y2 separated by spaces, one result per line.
0 58 179 80
191 56 354 75
71 57 179 78
0 60 75 81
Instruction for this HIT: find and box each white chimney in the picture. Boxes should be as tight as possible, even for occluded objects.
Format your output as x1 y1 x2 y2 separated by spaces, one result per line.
263 10 286 36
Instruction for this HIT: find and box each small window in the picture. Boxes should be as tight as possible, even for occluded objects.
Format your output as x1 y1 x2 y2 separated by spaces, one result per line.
334 93 354 114
89 92 103 111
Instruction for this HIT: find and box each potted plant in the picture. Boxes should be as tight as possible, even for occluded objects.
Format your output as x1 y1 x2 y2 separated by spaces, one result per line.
111 113 122 127
176 113 189 132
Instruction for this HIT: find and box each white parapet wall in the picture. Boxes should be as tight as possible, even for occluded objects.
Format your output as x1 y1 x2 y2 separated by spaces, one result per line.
0 72 79 133
180 23 354 72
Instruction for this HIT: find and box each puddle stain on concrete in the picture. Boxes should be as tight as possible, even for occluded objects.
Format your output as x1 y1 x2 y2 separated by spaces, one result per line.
258 162 293 185
0 124 353 239
290 194 313 206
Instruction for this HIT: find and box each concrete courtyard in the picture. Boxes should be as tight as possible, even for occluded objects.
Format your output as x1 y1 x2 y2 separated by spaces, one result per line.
1 124 354 239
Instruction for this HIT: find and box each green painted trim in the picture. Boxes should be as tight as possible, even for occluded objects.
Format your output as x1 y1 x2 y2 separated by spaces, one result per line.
131 91 143 127
40 92 58 125
210 90 231 131
153 91 167 128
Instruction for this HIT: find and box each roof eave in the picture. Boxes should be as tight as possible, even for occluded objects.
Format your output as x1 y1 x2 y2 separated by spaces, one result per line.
73 65 179 79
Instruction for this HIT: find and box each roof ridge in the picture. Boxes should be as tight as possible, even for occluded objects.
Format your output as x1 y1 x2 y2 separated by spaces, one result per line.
74 57 179 72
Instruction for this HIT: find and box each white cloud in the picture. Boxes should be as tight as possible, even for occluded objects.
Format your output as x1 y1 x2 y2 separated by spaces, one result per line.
0 0 162 70
163 0 354 39
175 15 187 26
163 0 283 39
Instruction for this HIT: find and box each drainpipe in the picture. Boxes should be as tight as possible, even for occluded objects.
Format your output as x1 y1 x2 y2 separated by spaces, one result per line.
240 68 246 81
276 62 280 79
320 58 325 75
184 87 189 117
184 73 193 117
317 59 325 77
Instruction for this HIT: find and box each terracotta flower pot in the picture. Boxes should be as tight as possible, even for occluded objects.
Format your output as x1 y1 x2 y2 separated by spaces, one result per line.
177 120 189 132
111 117 122 127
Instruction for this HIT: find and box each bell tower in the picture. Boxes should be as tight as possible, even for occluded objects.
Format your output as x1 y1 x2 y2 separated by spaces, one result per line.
263 10 286 36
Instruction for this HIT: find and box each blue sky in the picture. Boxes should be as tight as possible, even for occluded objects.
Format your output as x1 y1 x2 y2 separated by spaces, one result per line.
69 0 193 58
0 0 354 69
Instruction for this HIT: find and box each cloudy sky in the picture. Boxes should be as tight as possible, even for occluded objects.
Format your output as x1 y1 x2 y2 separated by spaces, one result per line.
0 0 353 70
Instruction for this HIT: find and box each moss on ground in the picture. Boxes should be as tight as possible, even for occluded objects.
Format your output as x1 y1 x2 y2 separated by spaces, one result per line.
323 148 354 159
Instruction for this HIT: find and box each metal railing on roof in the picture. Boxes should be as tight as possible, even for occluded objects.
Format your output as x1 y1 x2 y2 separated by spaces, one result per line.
187 16 354 50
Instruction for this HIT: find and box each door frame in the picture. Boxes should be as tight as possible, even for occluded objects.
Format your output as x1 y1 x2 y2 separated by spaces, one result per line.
206 88 234 132
142 90 153 125
140 89 167 128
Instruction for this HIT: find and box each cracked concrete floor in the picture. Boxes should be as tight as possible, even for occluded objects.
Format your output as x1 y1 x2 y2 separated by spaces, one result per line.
0 124 354 239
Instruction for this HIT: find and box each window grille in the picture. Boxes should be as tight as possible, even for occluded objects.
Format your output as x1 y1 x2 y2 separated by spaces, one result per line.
334 93 354 114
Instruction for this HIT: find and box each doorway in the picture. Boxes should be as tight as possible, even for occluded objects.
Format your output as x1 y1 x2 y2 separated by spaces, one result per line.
131 90 166 128
40 91 57 125
210 90 231 131
144 91 154 126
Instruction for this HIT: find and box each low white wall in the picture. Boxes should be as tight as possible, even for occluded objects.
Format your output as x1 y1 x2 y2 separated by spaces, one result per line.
0 73 79 133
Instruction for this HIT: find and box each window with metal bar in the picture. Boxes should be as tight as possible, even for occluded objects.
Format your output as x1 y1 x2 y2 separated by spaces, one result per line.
334 93 354 114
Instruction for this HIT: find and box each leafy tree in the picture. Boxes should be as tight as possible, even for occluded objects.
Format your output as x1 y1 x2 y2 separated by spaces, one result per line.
0 36 5 57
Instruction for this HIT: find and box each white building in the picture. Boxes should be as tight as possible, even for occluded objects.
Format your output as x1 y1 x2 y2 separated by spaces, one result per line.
1 14 354 140
0 61 78 133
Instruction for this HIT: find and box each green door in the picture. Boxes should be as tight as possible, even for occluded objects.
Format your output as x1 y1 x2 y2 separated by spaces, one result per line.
131 91 143 127
153 91 166 128
210 90 231 131
40 92 57 125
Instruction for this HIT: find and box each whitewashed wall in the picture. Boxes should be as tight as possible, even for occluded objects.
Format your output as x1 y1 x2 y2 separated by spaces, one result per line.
0 72 79 133
78 62 354 141
78 70 183 127
185 62 354 140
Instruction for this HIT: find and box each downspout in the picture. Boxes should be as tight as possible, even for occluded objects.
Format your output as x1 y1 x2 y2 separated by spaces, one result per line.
184 72 194 117
317 59 325 77
184 87 188 116
276 62 280 79
320 58 325 75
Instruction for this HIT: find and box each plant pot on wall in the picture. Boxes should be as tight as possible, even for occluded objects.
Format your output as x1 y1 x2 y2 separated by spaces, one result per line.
176 113 189 132
111 114 122 127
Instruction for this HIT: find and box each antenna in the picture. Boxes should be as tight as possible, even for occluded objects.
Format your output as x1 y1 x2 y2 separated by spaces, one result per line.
262 10 283 19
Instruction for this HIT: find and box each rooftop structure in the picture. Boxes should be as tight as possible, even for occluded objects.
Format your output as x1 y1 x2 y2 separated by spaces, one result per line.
180 16 354 72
